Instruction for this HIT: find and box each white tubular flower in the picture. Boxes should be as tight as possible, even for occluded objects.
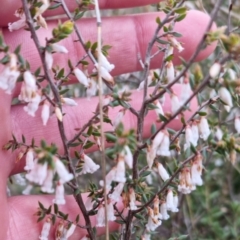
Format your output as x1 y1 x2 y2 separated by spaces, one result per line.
121 146 133 169
62 97 78 106
152 131 164 150
171 93 180 117
79 154 100 175
178 167 193 194
55 220 64 240
85 196 94 211
215 127 223 140
160 202 169 220
166 61 175 82
191 121 199 146
167 35 184 52
157 130 171 157
86 78 98 99
73 68 89 87
172 195 179 212
146 207 161 231
156 162 170 181
65 223 76 239
234 116 240 134
147 146 157 170
109 182 124 202
129 188 137 210
39 217 51 240
41 169 54 193
209 89 217 99
153 196 162 219
54 157 73 184
13 174 26 186
114 156 126 183
51 44 68 53
99 167 116 190
113 109 125 130
95 63 114 85
209 62 221 78
191 153 203 187
167 46 174 57
41 101 50 126
96 204 105 227
45 51 53 70
98 52 115 72
36 14 47 29
8 15 26 32
184 125 194 150
36 0 50 16
107 200 116 221
53 181 66 205
180 79 191 105
218 87 233 112
24 148 35 171
55 107 63 122
154 100 164 118
22 184 33 195
81 237 89 240
23 93 42 117
166 189 175 211
198 116 211 141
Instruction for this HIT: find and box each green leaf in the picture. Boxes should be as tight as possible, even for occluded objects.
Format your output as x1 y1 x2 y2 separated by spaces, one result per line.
22 134 26 144
83 141 95 149
54 204 59 214
75 214 80 223
14 45 21 55
46 205 52 214
156 16 161 25
175 13 187 22
198 111 207 116
168 235 189 240
174 7 187 14
38 201 45 210
105 133 117 143
48 2 62 9
59 88 69 95
156 38 169 45
163 26 169 32
74 11 85 21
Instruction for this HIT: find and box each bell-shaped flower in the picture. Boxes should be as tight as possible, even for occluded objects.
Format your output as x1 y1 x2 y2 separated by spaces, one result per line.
153 196 162 219
55 107 63 122
167 35 184 52
156 130 171 157
55 220 64 240
178 167 193 194
191 153 203 187
62 97 78 106
51 43 68 53
94 63 114 85
166 61 175 82
198 116 211 141
160 202 169 220
114 156 126 183
234 116 240 134
64 223 76 239
121 145 133 169
96 204 105 227
156 162 170 181
209 62 221 78
215 127 223 140
113 109 125 130
85 196 95 211
74 68 89 87
191 121 199 146
166 189 175 211
184 125 194 150
98 52 115 72
172 195 179 212
45 50 53 70
53 181 66 205
147 145 157 170
170 93 180 117
8 10 26 32
109 182 124 202
41 101 50 126
24 148 35 171
218 87 233 112
107 200 116 221
54 157 73 184
86 78 98 99
145 207 162 231
78 154 100 175
129 188 137 210
180 78 191 105
154 100 164 118
99 167 116 191
41 169 55 193
23 92 42 117
39 217 51 240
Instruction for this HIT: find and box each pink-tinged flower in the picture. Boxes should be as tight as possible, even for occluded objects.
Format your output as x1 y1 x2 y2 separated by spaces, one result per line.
198 116 211 141
39 217 51 240
109 182 124 202
114 156 126 183
35 0 50 17
64 223 76 239
184 125 194 150
45 51 53 70
141 232 151 240
55 107 63 122
218 87 233 112
73 68 89 87
99 167 116 190
160 201 169 220
146 207 162 231
94 63 114 85
53 181 66 205
96 204 105 227
191 121 199 146
178 167 193 194
234 116 240 134
153 196 162 219
191 153 203 187
180 78 191 105
152 131 164 150
129 188 137 210
107 200 116 221
55 220 64 240
154 100 164 118
86 78 98 99
62 97 78 106
167 46 174 57
85 196 94 211
156 162 170 182
170 93 180 117
41 101 50 126
113 109 125 130
51 43 68 53
54 157 73 184
78 154 100 175
23 92 42 117
209 62 221 78
215 127 223 140
24 148 35 171
166 189 174 211
121 146 133 169
167 35 184 52
172 195 179 213
166 61 175 82
156 130 171 157
22 184 33 195
8 10 26 32
147 145 157 169
41 169 55 193
98 52 115 72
